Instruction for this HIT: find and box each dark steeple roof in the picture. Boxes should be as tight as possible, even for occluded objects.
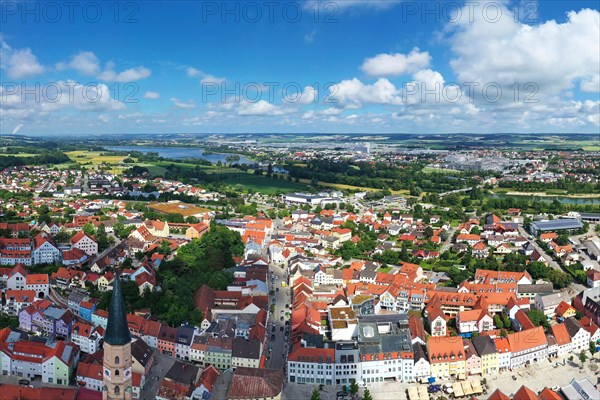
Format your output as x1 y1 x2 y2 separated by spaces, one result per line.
104 273 131 345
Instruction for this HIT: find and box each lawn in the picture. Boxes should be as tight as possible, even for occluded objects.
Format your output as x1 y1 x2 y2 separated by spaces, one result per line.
221 174 310 194
422 166 461 174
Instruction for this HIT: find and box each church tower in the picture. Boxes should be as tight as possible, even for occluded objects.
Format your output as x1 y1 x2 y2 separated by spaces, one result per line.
103 273 133 400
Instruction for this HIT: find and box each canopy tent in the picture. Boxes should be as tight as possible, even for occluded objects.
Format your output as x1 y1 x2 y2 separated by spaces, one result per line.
408 386 420 400
461 380 475 396
471 380 484 394
453 383 465 398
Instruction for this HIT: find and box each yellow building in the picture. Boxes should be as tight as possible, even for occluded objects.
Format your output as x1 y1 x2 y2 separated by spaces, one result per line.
472 336 499 375
185 222 210 240
427 336 466 379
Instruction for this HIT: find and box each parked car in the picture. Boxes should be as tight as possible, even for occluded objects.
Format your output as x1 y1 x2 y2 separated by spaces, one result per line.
270 334 275 341
18 379 30 386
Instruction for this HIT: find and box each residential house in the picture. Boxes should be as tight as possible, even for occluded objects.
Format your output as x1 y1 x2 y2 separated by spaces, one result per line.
457 308 494 334
427 336 466 379
472 335 498 375
564 317 591 353
507 327 547 369
549 323 572 356
70 231 98 256
71 322 102 354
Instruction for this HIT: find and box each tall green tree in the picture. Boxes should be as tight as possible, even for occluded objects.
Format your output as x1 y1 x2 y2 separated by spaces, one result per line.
310 388 321 400
349 380 359 396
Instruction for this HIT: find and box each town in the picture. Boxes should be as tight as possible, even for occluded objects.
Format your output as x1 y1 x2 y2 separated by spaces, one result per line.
0 135 599 400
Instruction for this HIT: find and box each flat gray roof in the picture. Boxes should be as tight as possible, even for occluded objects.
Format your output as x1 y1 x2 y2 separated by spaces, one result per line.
531 219 583 231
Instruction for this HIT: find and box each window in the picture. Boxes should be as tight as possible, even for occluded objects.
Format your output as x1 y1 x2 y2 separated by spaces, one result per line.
115 369 119 376
115 386 120 395
115 356 120 364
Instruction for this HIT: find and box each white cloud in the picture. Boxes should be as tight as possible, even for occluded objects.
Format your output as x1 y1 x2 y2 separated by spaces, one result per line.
237 100 286 116
99 64 151 82
361 48 431 77
57 51 151 82
144 91 161 99
186 66 226 85
56 51 100 75
448 6 600 95
298 86 318 104
580 74 600 93
187 67 202 77
0 80 125 127
200 74 226 85
332 78 402 106
170 98 196 109
302 111 316 119
320 107 343 115
0 40 45 79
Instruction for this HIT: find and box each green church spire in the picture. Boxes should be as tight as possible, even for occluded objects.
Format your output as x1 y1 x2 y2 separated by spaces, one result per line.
104 273 132 345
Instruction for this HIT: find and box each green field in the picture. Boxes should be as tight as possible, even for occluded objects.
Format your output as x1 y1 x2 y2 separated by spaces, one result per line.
422 166 461 174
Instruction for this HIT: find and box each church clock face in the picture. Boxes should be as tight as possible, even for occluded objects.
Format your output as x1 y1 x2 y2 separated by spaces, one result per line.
124 367 132 379
104 368 111 378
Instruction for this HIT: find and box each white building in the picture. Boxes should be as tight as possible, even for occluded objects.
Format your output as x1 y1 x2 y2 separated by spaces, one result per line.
412 344 430 380
508 327 548 369
287 347 335 385
564 318 591 353
71 322 102 354
24 274 50 299
70 231 98 256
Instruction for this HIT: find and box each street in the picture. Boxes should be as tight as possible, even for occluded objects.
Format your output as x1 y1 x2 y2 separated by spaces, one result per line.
265 261 291 371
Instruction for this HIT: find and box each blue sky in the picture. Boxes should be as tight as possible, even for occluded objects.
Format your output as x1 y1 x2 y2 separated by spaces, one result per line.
1 0 599 135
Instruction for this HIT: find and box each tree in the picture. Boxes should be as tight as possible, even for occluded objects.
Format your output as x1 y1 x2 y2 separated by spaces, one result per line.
502 314 511 329
96 224 109 251
527 262 549 280
579 350 587 364
158 239 172 255
424 226 434 239
590 341 597 357
527 310 549 328
493 315 504 329
349 380 359 396
311 388 321 400
547 269 573 289
54 231 71 243
340 241 360 260
363 388 373 400
82 222 95 237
